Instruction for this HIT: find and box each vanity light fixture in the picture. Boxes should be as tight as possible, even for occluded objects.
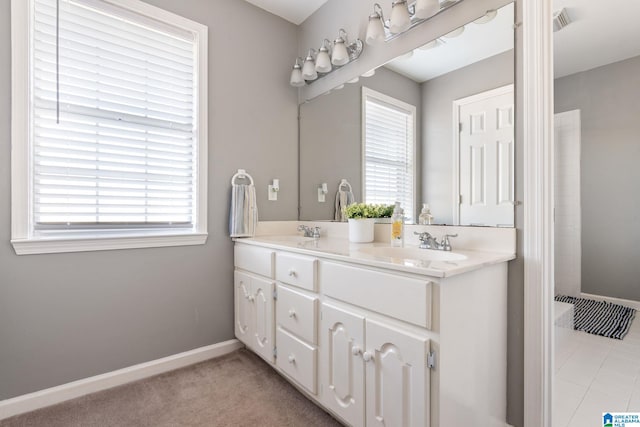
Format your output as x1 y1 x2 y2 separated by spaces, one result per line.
289 58 305 87
474 9 497 24
444 26 465 38
289 29 363 87
389 0 411 33
315 39 332 73
301 49 318 80
365 0 462 44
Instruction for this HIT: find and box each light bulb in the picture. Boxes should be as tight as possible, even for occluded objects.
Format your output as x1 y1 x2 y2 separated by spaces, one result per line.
365 9 385 45
419 39 440 50
361 69 376 77
444 26 465 38
290 62 304 87
474 10 497 24
301 51 317 80
331 38 349 66
315 45 332 73
415 0 440 19
389 0 411 34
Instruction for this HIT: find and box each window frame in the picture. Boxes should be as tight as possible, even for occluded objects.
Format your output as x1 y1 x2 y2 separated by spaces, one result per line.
10 0 208 255
361 87 417 222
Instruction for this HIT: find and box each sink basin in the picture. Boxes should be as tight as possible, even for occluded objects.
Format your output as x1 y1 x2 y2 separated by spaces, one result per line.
358 246 467 262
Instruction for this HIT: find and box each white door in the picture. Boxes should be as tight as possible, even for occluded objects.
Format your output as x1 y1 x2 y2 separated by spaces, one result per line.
456 85 515 226
365 319 430 427
320 303 366 427
252 276 275 363
554 109 582 297
234 271 253 346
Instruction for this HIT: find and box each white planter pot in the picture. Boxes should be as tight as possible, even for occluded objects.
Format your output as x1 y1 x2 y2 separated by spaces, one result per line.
348 218 375 243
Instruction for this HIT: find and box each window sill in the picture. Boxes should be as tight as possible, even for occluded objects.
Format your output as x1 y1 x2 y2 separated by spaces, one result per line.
11 232 208 255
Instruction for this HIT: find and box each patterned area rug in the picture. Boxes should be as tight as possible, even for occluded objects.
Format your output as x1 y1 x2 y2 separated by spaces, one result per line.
555 295 636 339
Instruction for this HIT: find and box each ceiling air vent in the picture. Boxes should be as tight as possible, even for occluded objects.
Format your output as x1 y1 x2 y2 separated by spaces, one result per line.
553 8 571 32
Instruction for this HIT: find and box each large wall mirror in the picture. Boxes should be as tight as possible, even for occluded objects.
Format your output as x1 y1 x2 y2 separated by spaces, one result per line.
299 2 515 226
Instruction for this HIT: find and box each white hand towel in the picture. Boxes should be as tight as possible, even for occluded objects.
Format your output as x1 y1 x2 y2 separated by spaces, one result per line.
334 188 355 222
229 183 258 237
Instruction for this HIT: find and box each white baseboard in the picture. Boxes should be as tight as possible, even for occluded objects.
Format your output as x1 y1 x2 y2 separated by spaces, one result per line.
581 292 640 311
0 339 243 420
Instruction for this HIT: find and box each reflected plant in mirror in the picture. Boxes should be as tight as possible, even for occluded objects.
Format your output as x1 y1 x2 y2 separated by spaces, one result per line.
299 2 515 227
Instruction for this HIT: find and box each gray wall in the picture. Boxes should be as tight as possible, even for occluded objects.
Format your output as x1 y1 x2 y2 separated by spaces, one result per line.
299 67 422 221
299 1 524 426
0 0 298 399
555 55 640 302
422 50 514 224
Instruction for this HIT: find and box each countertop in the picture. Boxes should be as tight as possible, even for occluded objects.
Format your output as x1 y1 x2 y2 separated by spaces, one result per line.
234 235 516 278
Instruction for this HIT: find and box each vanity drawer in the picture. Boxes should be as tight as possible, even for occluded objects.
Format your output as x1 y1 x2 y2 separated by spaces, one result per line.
276 253 318 291
320 261 433 329
235 244 274 278
276 327 317 394
276 285 318 344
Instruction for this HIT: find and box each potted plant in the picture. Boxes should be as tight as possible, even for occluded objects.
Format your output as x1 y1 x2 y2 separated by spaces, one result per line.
343 203 393 243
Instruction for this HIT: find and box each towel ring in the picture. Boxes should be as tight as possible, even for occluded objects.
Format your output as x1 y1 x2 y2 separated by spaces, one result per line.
338 179 353 192
231 169 254 186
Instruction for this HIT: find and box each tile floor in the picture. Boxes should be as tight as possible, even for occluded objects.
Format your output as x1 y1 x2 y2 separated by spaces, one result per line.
554 316 640 426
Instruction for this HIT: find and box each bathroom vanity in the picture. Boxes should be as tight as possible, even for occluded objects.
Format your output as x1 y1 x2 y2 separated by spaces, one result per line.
234 226 514 427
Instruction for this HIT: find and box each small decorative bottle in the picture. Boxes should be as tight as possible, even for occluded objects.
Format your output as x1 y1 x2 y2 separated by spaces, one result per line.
390 202 404 247
418 203 434 225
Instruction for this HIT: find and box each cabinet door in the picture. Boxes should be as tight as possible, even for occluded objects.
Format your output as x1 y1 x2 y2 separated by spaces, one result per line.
365 319 430 427
234 271 253 346
320 303 365 427
251 276 275 363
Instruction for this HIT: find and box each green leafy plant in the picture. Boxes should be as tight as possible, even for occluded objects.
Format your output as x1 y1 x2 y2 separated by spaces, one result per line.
343 203 394 219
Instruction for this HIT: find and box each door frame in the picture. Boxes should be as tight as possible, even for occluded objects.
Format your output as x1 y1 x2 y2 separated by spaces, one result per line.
452 83 515 225
522 0 554 425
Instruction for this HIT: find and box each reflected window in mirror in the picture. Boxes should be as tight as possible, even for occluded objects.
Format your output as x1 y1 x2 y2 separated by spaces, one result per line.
362 88 417 222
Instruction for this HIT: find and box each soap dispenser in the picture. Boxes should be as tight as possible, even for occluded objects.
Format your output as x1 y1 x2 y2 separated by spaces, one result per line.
418 203 434 225
391 202 404 247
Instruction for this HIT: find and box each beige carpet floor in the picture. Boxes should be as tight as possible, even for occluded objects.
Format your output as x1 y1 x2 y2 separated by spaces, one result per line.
0 349 344 427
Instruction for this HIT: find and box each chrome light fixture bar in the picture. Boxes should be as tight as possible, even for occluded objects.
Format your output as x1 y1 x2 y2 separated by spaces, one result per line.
289 29 364 87
366 0 463 45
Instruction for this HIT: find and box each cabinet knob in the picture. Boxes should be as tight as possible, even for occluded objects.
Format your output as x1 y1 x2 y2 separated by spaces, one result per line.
288 269 297 277
288 309 296 318
362 351 374 362
248 295 255 302
351 346 361 356
288 354 296 364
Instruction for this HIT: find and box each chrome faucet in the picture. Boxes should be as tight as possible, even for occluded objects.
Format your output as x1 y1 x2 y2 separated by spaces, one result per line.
297 225 321 238
414 232 457 251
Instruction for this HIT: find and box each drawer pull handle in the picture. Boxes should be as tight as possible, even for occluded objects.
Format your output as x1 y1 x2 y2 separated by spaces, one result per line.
288 269 297 277
362 351 374 362
288 354 296 364
288 309 296 318
351 346 361 356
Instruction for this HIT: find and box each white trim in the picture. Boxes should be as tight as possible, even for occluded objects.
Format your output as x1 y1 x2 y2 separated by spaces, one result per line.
451 84 515 225
581 292 640 311
0 339 243 420
11 232 208 255
522 0 554 426
10 0 209 255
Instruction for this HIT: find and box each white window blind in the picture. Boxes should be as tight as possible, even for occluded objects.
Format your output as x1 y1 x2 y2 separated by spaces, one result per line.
363 88 416 222
32 0 198 233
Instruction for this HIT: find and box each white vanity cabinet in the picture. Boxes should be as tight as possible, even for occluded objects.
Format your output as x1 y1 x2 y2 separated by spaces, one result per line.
321 303 430 427
234 240 509 427
233 245 276 363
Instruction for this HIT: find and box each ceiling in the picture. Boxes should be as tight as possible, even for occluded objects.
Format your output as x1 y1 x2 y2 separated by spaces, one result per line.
243 0 327 25
553 0 640 78
244 0 640 80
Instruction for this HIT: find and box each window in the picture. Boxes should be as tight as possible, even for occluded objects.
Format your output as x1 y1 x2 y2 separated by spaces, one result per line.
11 0 208 254
362 87 416 222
